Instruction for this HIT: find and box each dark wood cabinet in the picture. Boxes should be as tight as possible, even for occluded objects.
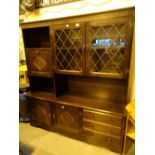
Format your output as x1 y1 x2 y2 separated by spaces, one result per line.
55 104 82 135
21 7 134 154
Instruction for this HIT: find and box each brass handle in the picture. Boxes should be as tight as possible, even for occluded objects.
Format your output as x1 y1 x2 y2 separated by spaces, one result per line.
107 137 112 144
86 44 89 50
35 50 39 54
61 105 65 109
125 69 129 75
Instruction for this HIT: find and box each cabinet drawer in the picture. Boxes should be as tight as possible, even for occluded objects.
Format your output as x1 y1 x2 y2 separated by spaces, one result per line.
83 129 122 153
83 110 123 127
83 120 122 137
84 128 121 145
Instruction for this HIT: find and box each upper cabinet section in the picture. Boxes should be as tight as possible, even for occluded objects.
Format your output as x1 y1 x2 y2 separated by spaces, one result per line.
21 8 134 79
86 17 133 78
22 26 53 77
52 22 85 75
23 27 50 48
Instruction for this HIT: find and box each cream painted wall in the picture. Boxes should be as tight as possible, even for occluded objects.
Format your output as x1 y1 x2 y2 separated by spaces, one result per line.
20 0 135 23
127 31 135 102
19 27 26 63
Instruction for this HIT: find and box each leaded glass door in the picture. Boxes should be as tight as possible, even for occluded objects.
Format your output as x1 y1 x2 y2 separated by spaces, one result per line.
52 22 85 75
86 18 133 78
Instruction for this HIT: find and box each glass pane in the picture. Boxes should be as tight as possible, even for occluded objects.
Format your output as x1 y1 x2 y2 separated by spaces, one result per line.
89 23 128 74
55 27 83 71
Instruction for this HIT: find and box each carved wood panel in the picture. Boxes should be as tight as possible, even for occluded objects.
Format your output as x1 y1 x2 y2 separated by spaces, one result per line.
55 104 82 134
29 98 53 129
26 48 53 77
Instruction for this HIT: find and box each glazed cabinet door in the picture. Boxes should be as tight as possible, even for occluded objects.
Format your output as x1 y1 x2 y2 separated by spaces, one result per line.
29 97 53 130
26 48 53 77
86 17 133 78
55 104 82 135
51 22 85 75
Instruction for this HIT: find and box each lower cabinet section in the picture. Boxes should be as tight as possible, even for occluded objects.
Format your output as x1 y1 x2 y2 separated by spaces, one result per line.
28 97 53 130
28 98 125 153
55 104 82 136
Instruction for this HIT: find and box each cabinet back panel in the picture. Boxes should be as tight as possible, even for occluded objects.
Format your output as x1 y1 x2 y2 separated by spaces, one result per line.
67 76 127 103
29 76 54 92
23 27 50 48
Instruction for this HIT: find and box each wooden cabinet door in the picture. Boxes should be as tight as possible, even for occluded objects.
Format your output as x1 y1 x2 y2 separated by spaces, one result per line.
51 22 85 75
86 17 134 78
29 98 53 130
26 48 53 77
55 104 82 135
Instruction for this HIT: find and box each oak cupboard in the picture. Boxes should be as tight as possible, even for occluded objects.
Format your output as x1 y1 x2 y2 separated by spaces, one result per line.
21 7 134 154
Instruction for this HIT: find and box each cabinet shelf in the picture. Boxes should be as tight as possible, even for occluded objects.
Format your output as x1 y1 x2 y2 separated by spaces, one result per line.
56 92 125 115
26 91 55 101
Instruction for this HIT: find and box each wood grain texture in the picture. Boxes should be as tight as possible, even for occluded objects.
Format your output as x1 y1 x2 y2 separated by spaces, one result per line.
28 98 53 130
26 48 53 77
67 76 128 103
55 104 82 135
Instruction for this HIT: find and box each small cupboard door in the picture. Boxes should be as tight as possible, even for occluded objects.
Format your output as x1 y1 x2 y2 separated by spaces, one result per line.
86 17 133 78
29 98 53 130
55 104 82 135
26 48 53 77
51 22 85 75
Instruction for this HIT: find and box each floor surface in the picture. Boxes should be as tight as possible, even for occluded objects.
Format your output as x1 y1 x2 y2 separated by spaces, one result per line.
19 122 120 155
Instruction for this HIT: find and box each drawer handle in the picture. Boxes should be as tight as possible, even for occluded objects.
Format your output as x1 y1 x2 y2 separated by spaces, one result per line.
61 105 65 109
36 50 39 54
107 137 112 144
109 119 113 124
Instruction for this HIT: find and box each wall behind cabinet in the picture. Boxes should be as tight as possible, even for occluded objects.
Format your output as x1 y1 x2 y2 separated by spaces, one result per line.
20 0 135 23
127 31 135 102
